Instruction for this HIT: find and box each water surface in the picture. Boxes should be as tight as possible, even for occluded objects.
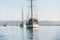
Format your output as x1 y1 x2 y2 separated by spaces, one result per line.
0 26 60 40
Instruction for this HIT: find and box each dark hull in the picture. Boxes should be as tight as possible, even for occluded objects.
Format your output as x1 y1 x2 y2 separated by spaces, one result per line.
26 25 33 28
20 23 24 27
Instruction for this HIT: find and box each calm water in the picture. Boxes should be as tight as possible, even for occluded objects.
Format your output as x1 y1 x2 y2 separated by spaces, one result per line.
0 26 60 40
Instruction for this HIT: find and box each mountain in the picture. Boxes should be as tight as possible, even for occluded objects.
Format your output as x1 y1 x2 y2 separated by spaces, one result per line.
0 20 60 26
0 21 20 26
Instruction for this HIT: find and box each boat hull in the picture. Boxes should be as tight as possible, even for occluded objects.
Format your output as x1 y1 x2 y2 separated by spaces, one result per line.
26 24 39 28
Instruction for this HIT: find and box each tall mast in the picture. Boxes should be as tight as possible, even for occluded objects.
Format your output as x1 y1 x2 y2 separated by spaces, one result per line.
21 5 23 22
30 0 33 19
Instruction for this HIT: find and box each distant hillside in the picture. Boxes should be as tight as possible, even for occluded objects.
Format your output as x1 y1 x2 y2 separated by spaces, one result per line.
0 21 20 26
0 20 60 26
39 21 60 26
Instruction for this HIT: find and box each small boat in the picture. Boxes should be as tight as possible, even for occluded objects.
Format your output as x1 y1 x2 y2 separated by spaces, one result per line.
26 0 39 28
3 23 7 27
3 24 7 27
20 22 24 27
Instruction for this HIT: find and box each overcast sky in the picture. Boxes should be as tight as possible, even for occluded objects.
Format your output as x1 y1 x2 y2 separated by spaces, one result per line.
0 0 60 21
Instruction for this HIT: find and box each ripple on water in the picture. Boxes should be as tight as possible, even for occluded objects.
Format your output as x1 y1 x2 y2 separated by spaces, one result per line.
0 26 60 40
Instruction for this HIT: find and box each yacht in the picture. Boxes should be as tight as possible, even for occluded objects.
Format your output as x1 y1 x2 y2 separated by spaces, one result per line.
26 0 39 28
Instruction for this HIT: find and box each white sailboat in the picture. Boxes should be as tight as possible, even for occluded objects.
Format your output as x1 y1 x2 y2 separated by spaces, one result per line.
26 0 39 28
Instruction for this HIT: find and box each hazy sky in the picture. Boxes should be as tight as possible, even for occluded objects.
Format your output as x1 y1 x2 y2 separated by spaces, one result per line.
0 0 60 21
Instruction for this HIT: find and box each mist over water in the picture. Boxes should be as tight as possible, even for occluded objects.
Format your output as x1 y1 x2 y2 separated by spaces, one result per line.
0 26 60 40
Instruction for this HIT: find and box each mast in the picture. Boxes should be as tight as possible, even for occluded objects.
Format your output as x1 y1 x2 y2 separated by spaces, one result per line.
20 5 24 27
22 5 23 23
30 0 33 19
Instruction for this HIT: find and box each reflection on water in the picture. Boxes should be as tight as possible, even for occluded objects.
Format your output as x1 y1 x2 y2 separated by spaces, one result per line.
0 26 60 40
33 28 39 40
39 26 60 40
26 28 33 40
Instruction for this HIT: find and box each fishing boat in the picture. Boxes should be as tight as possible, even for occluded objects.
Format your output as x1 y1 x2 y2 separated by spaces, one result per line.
26 0 39 28
20 6 24 27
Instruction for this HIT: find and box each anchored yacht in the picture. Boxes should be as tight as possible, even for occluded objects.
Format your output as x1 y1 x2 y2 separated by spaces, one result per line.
26 0 39 28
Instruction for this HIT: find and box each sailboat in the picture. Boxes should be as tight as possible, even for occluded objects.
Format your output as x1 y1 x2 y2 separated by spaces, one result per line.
3 16 8 27
20 6 24 27
26 0 39 28
3 22 7 27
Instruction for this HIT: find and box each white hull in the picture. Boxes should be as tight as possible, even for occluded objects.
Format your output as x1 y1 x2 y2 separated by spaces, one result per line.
26 24 39 28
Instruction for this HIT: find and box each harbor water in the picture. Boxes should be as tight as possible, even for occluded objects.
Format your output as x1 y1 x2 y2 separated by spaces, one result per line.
0 26 60 40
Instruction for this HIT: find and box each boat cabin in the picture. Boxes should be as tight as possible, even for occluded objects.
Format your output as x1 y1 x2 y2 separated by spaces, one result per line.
26 18 38 25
